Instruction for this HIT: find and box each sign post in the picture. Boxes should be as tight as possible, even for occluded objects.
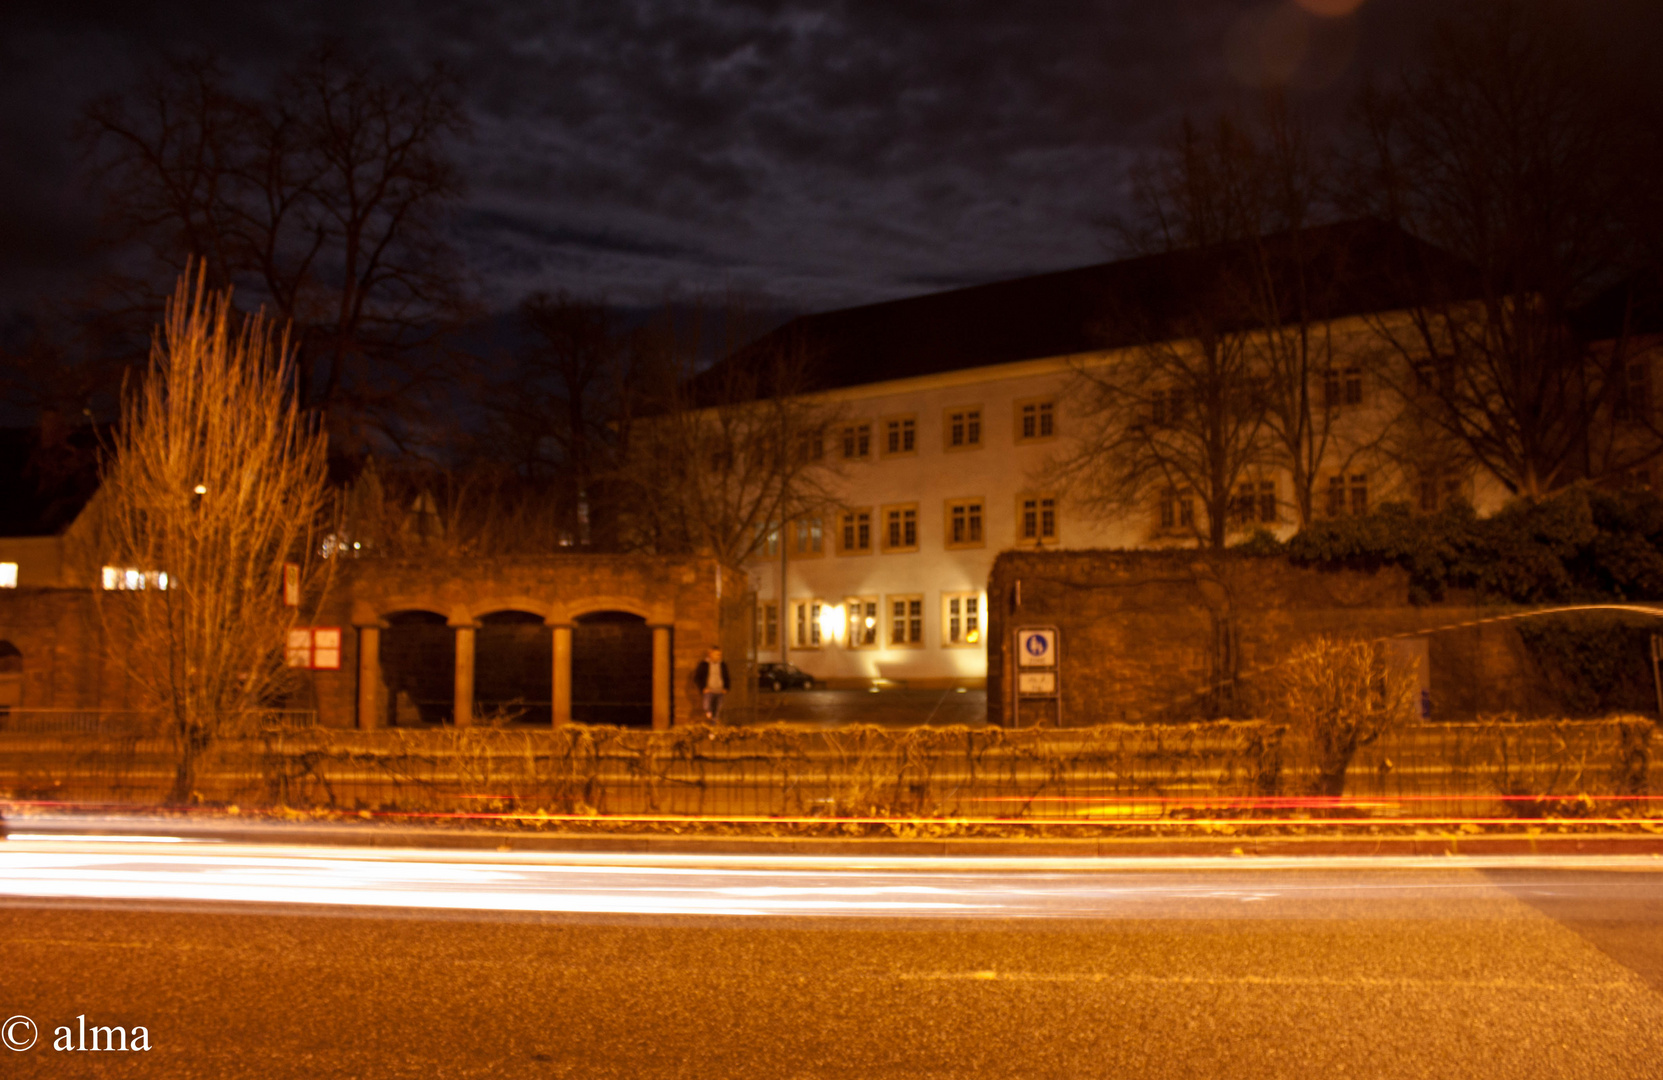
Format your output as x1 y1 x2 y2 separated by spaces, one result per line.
1013 625 1060 728
282 562 300 607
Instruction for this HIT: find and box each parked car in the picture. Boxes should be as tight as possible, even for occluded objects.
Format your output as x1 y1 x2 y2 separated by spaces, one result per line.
757 662 817 691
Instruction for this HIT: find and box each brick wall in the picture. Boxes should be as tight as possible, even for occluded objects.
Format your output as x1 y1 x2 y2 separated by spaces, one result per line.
0 587 131 711
987 550 1558 726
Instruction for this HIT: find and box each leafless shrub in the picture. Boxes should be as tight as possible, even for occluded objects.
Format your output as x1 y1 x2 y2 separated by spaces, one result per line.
1281 636 1416 798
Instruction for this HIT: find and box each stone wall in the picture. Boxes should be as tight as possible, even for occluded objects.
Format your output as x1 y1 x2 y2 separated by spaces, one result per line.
0 587 131 711
986 550 1561 726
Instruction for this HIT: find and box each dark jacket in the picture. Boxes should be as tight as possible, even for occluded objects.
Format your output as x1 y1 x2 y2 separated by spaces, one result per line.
692 659 731 693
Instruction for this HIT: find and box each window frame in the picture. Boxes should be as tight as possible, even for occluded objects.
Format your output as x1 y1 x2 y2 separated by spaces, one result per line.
886 593 925 648
943 405 984 452
880 413 918 457
944 497 986 550
880 502 921 553
756 601 779 649
791 515 825 559
844 595 880 649
837 507 874 556
791 598 825 650
840 421 872 460
941 591 983 648
1015 397 1057 443
1015 492 1059 546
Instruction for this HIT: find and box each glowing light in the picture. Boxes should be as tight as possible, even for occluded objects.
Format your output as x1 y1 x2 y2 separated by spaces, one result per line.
0 562 15 588
193 484 208 495
819 603 846 643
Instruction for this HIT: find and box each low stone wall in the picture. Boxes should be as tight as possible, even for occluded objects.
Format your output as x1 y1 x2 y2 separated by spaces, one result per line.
986 550 1580 726
1 718 1651 821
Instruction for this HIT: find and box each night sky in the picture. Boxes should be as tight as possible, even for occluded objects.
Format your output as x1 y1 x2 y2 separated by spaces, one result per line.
1 1 1652 322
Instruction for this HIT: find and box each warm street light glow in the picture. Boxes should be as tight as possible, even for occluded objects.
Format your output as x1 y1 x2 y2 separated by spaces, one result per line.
193 484 208 495
819 603 846 643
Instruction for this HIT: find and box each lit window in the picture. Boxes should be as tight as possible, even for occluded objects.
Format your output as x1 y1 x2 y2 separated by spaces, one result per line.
888 595 924 646
756 521 780 558
1232 480 1277 525
0 562 15 588
100 566 169 591
845 596 879 648
943 592 982 646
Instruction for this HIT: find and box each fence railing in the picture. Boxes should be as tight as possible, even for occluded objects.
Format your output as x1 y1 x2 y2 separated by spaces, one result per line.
0 709 318 736
0 718 1654 821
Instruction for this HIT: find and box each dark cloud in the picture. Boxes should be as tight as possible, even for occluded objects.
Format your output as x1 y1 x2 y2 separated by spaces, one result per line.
2 0 1656 319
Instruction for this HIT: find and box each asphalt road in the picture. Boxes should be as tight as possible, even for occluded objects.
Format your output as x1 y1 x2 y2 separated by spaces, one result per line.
4 839 1663 1078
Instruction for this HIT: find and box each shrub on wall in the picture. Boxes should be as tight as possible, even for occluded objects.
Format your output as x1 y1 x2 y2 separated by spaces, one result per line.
1282 636 1417 798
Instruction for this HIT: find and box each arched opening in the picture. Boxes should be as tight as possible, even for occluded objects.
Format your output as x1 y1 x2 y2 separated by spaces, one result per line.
572 610 652 726
0 640 20 717
381 611 455 725
475 610 552 725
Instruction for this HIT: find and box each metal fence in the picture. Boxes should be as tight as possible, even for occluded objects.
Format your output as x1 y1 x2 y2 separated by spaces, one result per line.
0 717 1655 821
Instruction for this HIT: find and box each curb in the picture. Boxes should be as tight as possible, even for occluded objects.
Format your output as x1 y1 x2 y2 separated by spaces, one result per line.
10 813 1663 859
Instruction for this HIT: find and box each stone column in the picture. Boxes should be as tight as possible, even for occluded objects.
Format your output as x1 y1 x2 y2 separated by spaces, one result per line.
452 622 476 727
651 624 672 731
550 623 573 726
355 623 384 730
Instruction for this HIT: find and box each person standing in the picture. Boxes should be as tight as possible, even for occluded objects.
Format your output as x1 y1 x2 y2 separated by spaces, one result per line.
692 646 731 723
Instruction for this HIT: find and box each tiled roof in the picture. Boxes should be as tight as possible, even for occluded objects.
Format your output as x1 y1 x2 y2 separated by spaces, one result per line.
710 218 1471 398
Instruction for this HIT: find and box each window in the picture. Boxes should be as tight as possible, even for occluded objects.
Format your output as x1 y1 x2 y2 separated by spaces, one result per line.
797 429 825 462
1151 388 1185 428
101 566 169 591
755 521 780 558
945 407 982 450
1231 480 1277 525
1018 494 1058 544
841 422 872 459
946 498 985 548
1327 474 1369 516
845 596 879 648
888 595 924 647
756 602 779 648
1158 490 1195 532
882 415 917 456
1017 399 1056 441
1417 472 1466 513
1324 367 1364 409
882 503 919 552
0 562 14 588
792 599 824 649
943 592 982 647
839 508 873 554
1615 360 1653 422
793 516 824 557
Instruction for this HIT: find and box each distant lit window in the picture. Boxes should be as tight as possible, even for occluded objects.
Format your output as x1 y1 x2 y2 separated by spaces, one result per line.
947 498 984 548
943 592 981 647
946 407 982 449
841 423 872 459
1019 494 1057 543
1159 490 1195 533
1018 399 1056 441
793 599 823 648
101 566 169 591
756 602 778 649
845 596 879 648
881 504 919 551
888 595 924 647
793 517 823 556
839 509 873 554
883 415 917 455
0 563 15 588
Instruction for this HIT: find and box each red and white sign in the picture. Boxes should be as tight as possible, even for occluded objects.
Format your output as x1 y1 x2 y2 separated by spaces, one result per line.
285 626 342 670
282 563 300 607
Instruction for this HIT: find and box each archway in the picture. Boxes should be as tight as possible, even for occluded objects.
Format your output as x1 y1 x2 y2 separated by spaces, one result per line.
572 610 653 726
476 610 552 725
0 640 20 717
381 611 455 725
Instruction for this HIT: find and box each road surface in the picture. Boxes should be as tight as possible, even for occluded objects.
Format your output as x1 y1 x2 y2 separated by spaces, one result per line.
3 833 1663 1077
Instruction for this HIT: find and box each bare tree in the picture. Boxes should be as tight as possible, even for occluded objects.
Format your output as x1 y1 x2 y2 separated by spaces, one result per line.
618 306 843 566
82 48 472 457
1342 2 1656 496
93 267 331 802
